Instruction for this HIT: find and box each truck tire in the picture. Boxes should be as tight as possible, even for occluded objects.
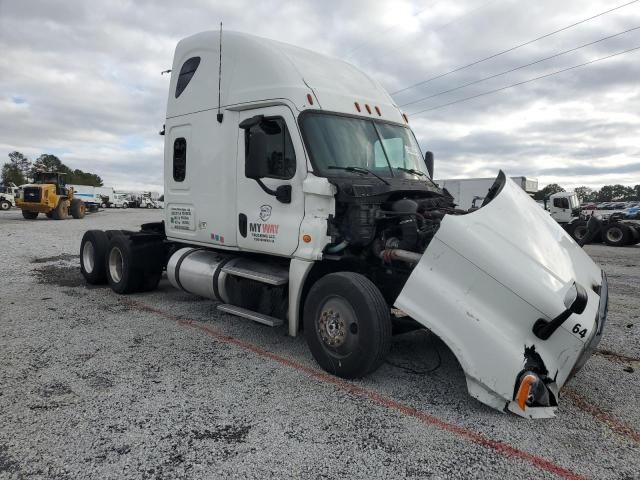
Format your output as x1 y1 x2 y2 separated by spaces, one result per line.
70 199 86 219
303 272 391 379
0 199 10 210
105 235 143 294
123 203 128 209
80 230 109 284
603 224 631 247
568 220 588 243
22 210 38 219
51 199 68 220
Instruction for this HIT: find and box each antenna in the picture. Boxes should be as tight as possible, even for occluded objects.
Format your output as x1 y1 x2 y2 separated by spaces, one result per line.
216 22 224 123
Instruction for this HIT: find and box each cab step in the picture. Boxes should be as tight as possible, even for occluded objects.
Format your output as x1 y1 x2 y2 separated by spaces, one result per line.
221 261 288 286
217 304 284 327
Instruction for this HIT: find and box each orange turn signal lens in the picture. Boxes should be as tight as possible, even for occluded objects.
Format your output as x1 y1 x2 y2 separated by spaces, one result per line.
402 113 409 123
375 106 381 116
303 234 312 243
365 104 372 114
516 374 537 410
307 93 313 105
354 102 361 112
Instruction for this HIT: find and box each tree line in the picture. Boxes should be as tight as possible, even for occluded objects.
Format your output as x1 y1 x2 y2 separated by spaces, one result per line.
533 183 640 202
1 151 103 187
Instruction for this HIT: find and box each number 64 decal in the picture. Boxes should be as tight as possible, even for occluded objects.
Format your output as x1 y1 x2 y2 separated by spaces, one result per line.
572 323 588 338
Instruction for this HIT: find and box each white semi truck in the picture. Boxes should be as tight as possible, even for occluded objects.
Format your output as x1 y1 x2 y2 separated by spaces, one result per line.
78 31 608 418
547 191 640 247
0 182 18 210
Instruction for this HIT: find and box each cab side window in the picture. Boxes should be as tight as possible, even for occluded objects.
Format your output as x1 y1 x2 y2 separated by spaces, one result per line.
553 197 569 209
175 57 200 98
173 138 187 182
244 118 296 180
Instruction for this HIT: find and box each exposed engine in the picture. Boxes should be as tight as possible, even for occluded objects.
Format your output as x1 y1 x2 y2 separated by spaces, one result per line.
327 180 469 268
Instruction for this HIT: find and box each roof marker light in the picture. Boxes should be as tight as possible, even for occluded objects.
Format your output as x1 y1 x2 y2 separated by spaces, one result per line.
354 102 361 112
365 104 371 114
402 113 409 123
375 106 381 116
307 93 313 105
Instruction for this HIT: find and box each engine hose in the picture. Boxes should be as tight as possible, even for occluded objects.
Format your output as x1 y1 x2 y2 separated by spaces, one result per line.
326 240 349 253
379 248 422 265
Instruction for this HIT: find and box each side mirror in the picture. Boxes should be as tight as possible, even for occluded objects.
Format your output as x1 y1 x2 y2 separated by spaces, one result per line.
424 151 434 178
533 282 588 340
245 130 269 180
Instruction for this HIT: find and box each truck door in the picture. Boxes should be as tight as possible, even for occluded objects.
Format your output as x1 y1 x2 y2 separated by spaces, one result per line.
551 196 571 223
236 106 306 256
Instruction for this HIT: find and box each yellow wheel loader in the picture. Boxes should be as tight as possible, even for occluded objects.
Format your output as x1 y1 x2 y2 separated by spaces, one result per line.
15 172 86 220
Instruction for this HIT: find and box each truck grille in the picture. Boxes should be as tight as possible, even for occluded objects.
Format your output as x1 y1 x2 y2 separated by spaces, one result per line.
23 187 41 203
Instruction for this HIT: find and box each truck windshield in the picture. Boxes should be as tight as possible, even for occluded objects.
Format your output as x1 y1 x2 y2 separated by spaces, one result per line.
569 194 580 209
301 113 432 182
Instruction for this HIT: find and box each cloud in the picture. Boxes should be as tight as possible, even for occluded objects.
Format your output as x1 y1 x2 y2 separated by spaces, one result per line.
1 0 639 192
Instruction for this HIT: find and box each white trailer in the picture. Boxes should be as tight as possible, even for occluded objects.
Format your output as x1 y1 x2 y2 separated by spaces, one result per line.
68 184 113 207
77 31 607 419
436 176 538 209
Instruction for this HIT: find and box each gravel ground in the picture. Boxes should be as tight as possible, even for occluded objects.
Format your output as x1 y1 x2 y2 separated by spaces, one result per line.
0 208 639 479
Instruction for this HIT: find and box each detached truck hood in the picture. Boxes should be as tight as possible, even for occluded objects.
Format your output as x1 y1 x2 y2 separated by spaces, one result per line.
395 172 607 418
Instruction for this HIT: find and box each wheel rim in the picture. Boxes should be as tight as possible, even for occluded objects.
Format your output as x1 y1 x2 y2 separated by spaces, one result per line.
574 226 587 240
108 246 124 283
82 241 95 273
606 227 623 243
316 296 358 356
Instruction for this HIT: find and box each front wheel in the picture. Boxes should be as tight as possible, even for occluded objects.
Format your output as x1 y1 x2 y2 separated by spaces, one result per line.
70 198 86 219
303 272 391 379
568 220 587 243
51 199 69 220
0 200 10 210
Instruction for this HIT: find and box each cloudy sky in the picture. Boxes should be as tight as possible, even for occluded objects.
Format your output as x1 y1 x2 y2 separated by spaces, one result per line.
1 0 639 192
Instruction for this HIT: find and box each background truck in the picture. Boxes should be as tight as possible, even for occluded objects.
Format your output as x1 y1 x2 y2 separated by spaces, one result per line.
16 172 86 220
68 184 113 209
0 182 18 210
78 30 607 419
436 176 538 209
547 191 640 246
109 193 130 208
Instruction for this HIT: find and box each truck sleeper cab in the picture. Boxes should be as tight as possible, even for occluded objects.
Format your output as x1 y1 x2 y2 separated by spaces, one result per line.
79 31 608 419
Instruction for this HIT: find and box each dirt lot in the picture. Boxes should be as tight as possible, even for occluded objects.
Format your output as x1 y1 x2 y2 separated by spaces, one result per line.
1 208 639 479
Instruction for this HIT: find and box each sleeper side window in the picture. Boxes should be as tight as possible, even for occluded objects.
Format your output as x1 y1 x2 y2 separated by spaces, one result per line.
173 138 187 182
175 57 200 98
245 117 296 180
